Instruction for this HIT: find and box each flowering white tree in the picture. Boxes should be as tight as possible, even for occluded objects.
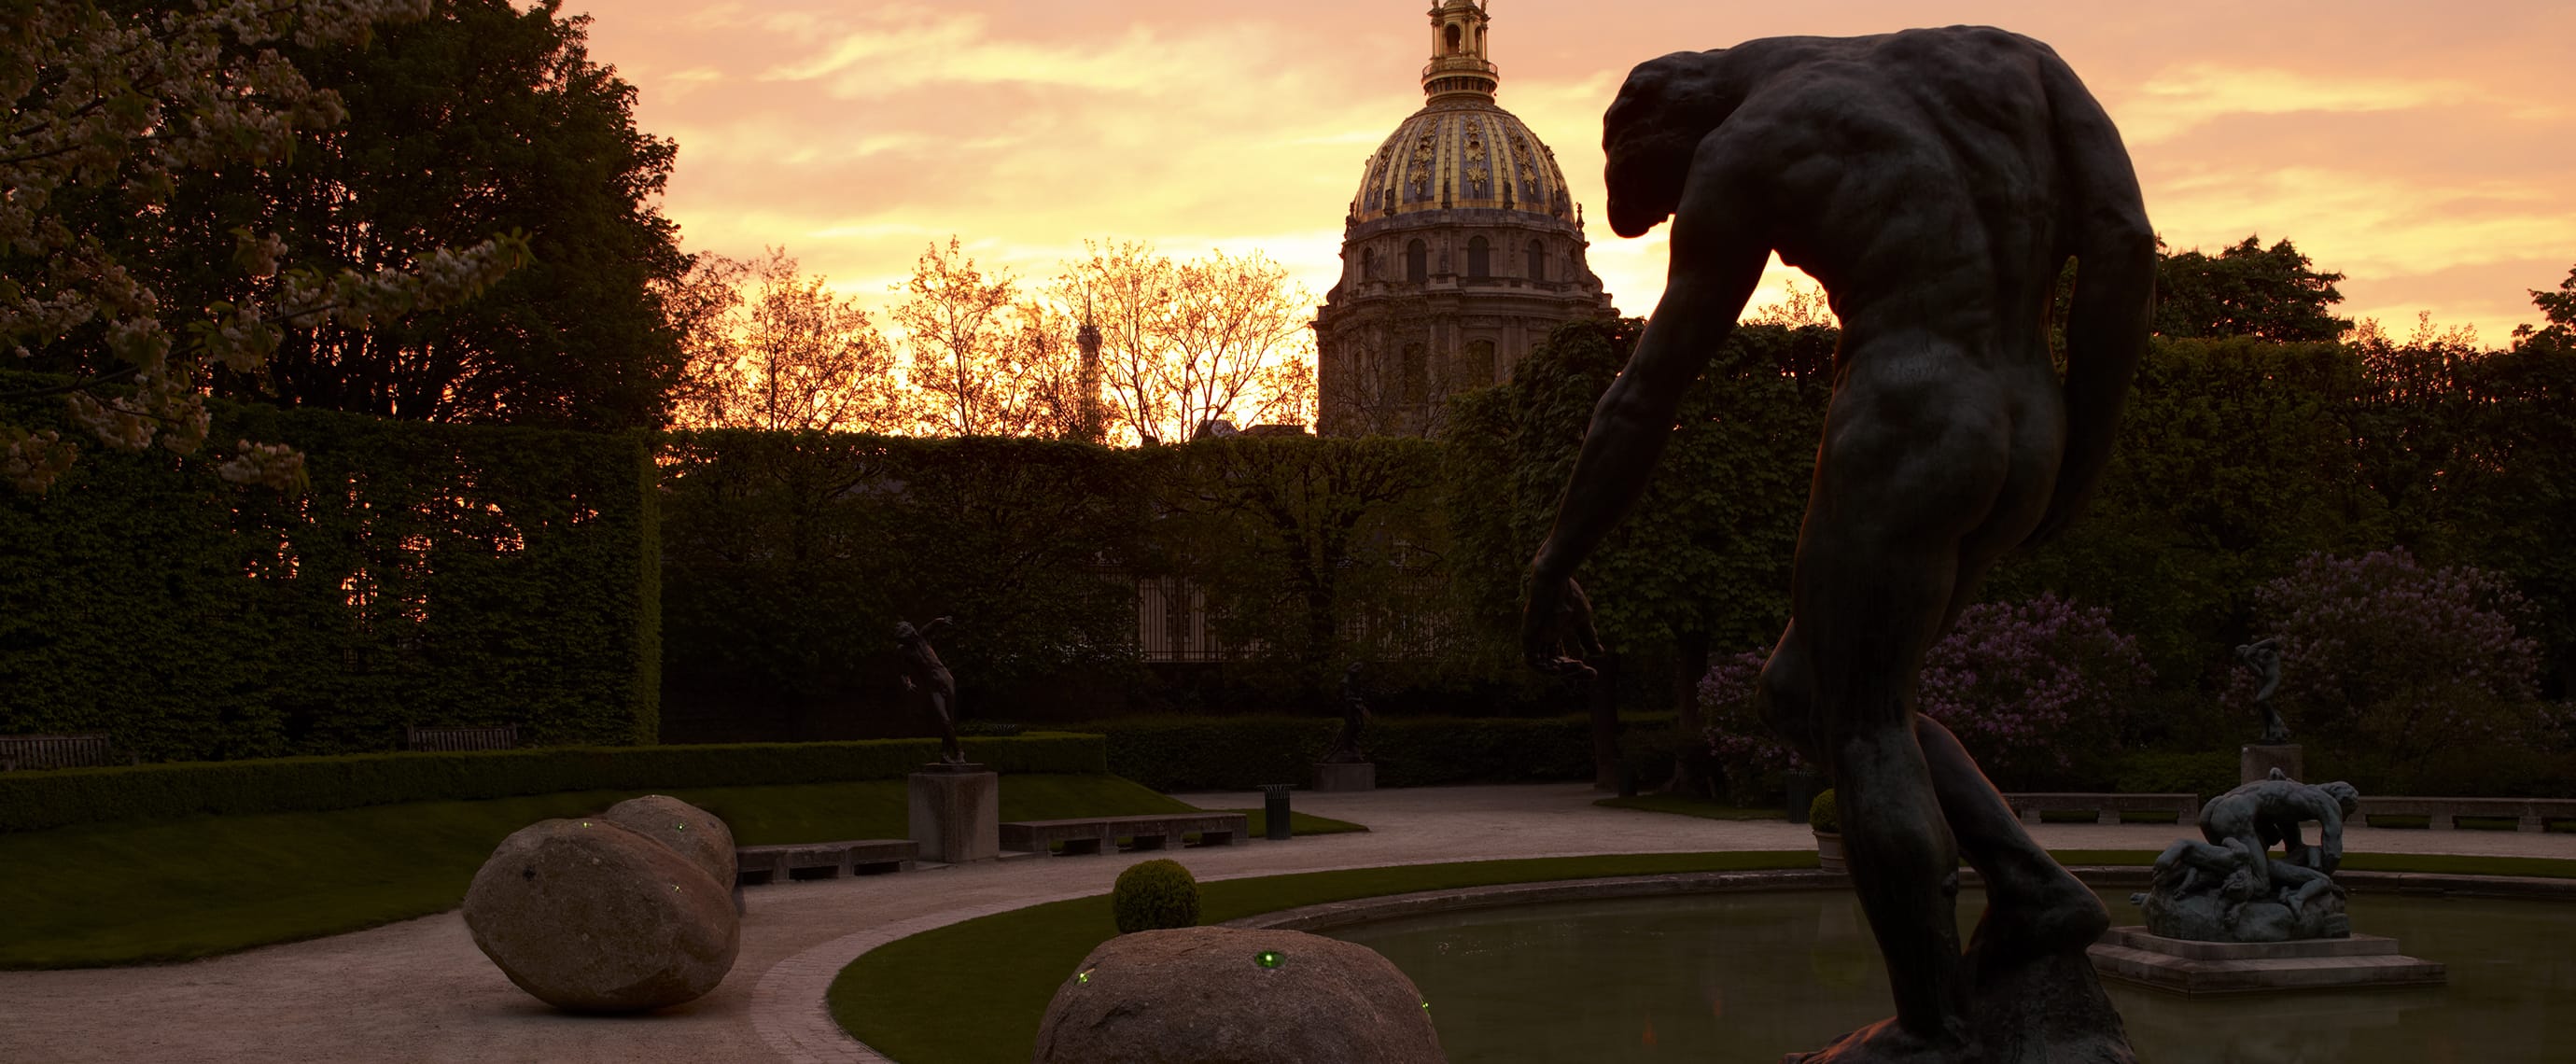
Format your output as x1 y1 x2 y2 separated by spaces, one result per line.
1 0 527 492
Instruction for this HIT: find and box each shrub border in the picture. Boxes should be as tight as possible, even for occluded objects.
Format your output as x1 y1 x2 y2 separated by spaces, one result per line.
0 733 1104 833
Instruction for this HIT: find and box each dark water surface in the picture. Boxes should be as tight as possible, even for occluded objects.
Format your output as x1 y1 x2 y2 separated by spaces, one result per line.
1327 889 2576 1063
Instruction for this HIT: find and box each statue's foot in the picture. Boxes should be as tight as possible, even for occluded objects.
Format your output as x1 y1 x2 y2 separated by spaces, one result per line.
1782 1018 1959 1064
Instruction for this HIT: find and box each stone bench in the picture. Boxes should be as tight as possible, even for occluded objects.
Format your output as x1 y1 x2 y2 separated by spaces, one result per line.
1001 812 1250 856
2354 796 2576 832
2005 792 2199 826
404 724 518 751
735 839 918 885
0 734 129 771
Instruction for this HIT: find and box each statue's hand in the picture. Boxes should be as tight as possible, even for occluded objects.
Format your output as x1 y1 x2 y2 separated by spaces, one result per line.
1522 572 1603 676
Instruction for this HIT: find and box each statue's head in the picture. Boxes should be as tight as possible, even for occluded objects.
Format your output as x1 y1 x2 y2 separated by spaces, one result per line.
1603 50 1720 239
2320 780 2360 816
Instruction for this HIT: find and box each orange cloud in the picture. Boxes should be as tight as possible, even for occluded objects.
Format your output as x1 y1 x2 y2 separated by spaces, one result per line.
585 1 2575 342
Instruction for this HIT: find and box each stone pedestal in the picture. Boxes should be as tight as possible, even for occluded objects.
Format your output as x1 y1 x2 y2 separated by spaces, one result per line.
908 764 998 864
2241 743 2303 785
1311 762 1375 791
2089 928 2444 995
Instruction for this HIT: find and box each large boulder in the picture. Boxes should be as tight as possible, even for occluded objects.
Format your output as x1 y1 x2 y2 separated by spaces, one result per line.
463 818 739 1012
1033 926 1445 1064
598 794 737 890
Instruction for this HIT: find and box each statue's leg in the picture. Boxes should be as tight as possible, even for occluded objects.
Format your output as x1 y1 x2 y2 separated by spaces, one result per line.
931 692 962 763
1787 351 2050 1051
1906 355 2115 958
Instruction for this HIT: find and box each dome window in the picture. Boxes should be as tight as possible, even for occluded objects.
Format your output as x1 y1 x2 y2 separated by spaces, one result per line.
1362 247 1379 281
1527 240 1547 281
1407 240 1428 282
1466 236 1491 279
1445 23 1462 54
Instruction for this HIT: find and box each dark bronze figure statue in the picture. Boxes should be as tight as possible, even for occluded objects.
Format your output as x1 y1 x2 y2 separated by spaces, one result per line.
2135 771 2359 942
895 617 966 765
2234 637 2291 743
1521 26 2154 1063
1323 661 1372 764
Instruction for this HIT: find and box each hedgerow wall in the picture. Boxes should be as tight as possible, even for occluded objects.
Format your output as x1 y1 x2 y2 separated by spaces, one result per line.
1 376 660 762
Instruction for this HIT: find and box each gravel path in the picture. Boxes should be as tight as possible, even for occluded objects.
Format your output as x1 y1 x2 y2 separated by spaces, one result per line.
5 783 2566 1063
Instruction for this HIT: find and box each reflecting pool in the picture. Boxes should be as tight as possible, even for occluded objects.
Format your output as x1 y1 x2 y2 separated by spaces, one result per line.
1327 889 2576 1063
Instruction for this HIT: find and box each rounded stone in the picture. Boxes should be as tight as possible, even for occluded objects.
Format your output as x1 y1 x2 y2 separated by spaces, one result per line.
462 818 739 1013
598 794 736 890
1033 925 1446 1064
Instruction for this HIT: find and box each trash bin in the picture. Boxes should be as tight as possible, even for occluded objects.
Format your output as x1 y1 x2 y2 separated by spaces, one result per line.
1260 783 1294 841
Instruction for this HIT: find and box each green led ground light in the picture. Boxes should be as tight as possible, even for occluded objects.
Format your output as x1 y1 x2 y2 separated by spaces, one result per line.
1254 949 1283 969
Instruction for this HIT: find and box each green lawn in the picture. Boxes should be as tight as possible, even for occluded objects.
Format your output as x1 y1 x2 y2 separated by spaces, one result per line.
0 773 1251 969
827 848 2576 1064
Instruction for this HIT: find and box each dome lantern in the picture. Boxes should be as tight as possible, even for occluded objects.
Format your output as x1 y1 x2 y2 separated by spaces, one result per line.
1422 0 1498 103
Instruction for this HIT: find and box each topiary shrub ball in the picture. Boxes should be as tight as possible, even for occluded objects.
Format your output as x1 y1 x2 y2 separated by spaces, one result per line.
1113 859 1201 933
1808 788 1840 833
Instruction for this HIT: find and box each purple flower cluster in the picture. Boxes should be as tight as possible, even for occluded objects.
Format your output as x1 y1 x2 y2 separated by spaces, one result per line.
2244 548 2541 759
1916 594 2152 778
1699 649 1807 802
1698 593 2149 791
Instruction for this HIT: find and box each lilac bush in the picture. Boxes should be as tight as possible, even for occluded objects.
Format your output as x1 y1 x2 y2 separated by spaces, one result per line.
1700 593 2149 795
1699 649 1806 804
2242 549 2540 763
1916 594 2152 785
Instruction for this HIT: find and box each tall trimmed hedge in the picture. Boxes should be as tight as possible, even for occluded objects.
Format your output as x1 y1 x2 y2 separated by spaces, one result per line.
1 379 660 760
1077 716 1667 791
0 733 1104 833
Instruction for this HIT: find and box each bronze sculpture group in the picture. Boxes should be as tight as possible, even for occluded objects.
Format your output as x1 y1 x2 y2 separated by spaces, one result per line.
1525 25 2155 1062
2138 771 2360 943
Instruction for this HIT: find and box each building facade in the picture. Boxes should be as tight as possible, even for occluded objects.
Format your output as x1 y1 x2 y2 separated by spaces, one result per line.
1314 0 1617 438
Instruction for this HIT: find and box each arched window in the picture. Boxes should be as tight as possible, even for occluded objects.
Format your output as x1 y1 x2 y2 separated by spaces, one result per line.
1466 236 1490 279
1361 247 1379 281
1527 240 1547 281
1444 24 1462 53
1461 340 1497 386
1406 239 1427 282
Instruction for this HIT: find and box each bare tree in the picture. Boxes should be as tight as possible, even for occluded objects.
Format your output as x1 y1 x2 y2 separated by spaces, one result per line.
1745 275 1840 329
1057 241 1316 443
891 238 1049 437
1325 295 1447 438
671 248 912 432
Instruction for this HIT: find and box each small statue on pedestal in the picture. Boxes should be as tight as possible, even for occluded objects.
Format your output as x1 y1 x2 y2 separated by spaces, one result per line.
895 617 966 765
2234 637 2291 744
2135 769 2360 942
1322 662 1372 764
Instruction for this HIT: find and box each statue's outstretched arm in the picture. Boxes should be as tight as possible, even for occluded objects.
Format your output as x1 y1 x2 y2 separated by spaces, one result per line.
2024 56 2156 547
1529 153 1768 586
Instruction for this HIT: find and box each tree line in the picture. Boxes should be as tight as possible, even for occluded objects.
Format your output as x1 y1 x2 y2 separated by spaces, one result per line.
2 0 1313 496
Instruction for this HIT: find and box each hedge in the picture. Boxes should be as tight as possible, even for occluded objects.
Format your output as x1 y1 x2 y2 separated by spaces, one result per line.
1076 715 1676 792
1 374 661 761
0 734 1105 833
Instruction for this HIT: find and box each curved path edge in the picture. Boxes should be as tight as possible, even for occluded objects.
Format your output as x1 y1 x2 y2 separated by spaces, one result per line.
782 862 2576 1064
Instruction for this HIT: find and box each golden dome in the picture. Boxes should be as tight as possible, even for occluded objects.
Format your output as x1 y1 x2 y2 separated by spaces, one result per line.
1348 2 1575 224
1351 103 1575 223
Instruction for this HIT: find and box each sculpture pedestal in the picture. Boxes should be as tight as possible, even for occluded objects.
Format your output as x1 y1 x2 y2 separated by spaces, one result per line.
2241 743 2303 785
2090 928 2445 995
1311 762 1375 791
908 764 998 864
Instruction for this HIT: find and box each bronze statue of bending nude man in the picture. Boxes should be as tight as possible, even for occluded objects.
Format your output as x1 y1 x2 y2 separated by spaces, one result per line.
1522 26 2154 1062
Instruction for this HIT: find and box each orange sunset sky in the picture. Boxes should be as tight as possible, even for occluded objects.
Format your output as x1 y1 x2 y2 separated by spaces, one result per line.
581 0 2575 345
